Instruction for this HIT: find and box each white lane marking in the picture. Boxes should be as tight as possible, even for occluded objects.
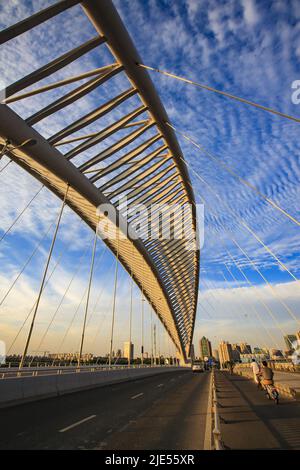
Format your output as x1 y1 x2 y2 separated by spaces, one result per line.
119 420 136 433
58 414 96 433
157 383 164 387
204 372 213 450
131 393 144 400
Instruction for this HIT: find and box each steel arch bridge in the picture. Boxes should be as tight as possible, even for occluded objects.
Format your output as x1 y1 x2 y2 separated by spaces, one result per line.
0 0 199 362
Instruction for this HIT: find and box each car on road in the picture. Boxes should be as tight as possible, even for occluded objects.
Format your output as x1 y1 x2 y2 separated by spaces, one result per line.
192 364 204 373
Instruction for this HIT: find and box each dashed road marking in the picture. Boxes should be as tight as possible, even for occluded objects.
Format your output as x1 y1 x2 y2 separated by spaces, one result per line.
131 393 144 400
58 415 96 433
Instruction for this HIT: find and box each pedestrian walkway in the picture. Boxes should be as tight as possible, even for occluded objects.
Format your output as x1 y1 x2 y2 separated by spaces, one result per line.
215 371 300 449
235 366 300 398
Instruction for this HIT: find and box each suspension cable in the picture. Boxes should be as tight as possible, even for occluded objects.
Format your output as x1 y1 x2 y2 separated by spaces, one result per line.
55 243 106 355
0 186 44 244
138 63 300 123
141 287 145 366
183 158 299 283
199 192 300 327
128 266 134 367
109 240 119 368
206 273 259 352
8 251 64 354
19 185 69 368
201 277 231 319
224 248 289 349
231 234 300 325
34 242 91 354
150 305 154 366
221 264 280 350
0 218 54 308
78 223 98 367
7 217 84 353
88 257 117 351
85 245 108 328
0 159 12 174
167 122 300 227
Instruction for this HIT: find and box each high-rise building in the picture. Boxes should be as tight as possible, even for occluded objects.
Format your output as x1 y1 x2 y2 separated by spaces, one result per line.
284 335 297 350
239 343 252 354
232 344 242 354
232 347 240 362
253 347 264 354
296 331 300 341
199 336 212 359
218 341 233 366
213 349 219 361
270 349 284 359
232 344 242 361
123 342 134 361
190 344 195 361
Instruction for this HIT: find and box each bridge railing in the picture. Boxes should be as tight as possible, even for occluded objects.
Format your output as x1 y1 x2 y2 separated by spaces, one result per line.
0 363 178 380
211 370 223 450
234 362 300 373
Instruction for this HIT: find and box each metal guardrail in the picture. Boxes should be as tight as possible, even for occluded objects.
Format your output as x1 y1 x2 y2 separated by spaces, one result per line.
0 364 177 380
211 370 223 450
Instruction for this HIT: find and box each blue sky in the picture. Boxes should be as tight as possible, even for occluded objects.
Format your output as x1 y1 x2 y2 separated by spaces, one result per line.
0 0 299 355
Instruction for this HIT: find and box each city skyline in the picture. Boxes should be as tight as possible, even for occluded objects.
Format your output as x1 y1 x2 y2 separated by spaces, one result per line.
0 0 300 359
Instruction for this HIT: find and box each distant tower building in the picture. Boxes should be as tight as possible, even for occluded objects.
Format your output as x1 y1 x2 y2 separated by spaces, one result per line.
190 344 195 362
213 349 219 361
219 341 233 367
232 344 242 354
284 335 297 350
270 349 284 359
199 336 212 359
123 342 134 361
239 343 252 354
253 347 263 354
232 344 241 362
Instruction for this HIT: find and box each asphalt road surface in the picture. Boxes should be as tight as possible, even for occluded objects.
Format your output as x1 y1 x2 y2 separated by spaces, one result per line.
0 369 211 450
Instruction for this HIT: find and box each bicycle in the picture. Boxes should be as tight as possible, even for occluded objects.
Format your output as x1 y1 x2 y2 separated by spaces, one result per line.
263 380 279 404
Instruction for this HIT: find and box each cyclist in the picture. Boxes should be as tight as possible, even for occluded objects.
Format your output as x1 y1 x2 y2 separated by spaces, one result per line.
261 360 273 384
261 360 279 404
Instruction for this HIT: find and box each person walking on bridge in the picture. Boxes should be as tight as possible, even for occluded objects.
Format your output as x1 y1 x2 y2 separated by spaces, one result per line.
251 359 261 387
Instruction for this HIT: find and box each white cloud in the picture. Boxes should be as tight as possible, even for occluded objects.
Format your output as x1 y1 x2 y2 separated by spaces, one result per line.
242 0 259 26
